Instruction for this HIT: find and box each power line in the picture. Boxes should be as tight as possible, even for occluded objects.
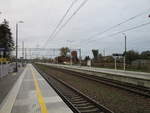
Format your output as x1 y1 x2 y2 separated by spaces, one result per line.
42 0 78 48
77 8 150 44
82 22 150 46
47 0 88 43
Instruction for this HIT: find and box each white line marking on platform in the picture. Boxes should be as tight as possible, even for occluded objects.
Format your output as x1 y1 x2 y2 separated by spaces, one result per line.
0 68 26 113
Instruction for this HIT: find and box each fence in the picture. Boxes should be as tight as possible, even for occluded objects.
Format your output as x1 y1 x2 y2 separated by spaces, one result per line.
0 63 15 78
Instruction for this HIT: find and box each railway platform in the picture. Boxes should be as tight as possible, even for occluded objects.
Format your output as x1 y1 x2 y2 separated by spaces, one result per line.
41 63 150 88
0 64 73 113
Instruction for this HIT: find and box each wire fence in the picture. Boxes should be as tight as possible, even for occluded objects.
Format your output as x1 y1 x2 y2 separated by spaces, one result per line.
0 63 16 78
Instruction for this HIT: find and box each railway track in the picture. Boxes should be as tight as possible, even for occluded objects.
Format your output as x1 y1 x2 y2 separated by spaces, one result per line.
45 66 150 97
34 64 114 113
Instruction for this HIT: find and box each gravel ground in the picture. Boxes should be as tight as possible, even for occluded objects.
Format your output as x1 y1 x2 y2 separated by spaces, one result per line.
0 67 24 104
37 64 150 113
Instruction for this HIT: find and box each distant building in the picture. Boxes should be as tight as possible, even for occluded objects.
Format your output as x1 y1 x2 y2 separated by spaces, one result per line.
55 56 70 64
71 51 78 63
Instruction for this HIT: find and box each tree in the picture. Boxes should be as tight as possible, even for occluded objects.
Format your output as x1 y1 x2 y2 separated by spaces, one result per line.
92 49 98 61
60 47 70 57
125 50 139 64
0 19 14 58
84 56 90 61
140 51 150 59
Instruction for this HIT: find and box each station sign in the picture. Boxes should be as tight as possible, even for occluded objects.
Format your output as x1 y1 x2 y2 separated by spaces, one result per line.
0 58 7 62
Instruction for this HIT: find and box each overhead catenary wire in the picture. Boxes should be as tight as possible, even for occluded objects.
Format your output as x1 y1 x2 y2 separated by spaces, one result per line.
46 0 89 43
81 21 150 47
42 0 78 48
76 8 150 44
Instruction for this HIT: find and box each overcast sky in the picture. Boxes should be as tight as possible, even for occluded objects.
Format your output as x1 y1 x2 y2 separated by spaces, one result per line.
0 0 150 57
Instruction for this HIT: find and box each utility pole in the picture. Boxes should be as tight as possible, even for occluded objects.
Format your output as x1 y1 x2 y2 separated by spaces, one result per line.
15 23 18 72
79 48 82 66
123 33 127 71
70 49 72 65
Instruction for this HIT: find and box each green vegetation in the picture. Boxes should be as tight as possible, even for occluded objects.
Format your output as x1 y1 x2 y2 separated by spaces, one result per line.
60 47 70 57
0 19 14 58
83 49 150 73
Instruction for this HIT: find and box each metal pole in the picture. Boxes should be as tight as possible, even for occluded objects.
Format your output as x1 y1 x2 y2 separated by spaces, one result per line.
70 49 72 65
22 41 24 66
79 48 82 66
123 34 127 71
22 41 24 58
115 57 117 70
15 23 18 72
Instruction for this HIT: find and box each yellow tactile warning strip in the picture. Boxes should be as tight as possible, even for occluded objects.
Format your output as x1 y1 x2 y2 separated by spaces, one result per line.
30 66 49 113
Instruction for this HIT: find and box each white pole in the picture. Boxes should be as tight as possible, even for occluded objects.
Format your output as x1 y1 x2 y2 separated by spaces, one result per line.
115 57 117 70
123 56 126 71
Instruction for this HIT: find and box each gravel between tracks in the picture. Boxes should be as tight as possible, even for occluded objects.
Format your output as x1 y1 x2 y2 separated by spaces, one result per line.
37 64 150 113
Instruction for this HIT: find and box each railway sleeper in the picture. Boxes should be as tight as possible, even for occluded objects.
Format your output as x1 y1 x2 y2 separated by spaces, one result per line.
75 105 97 110
71 98 86 101
64 94 80 97
74 102 92 107
78 107 100 113
71 100 88 104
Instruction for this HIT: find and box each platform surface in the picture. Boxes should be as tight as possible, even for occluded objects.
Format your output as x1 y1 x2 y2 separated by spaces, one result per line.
0 64 73 113
42 63 150 80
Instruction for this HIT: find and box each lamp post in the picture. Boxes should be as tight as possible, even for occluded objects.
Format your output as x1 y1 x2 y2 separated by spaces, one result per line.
122 33 127 71
22 41 24 66
15 21 24 72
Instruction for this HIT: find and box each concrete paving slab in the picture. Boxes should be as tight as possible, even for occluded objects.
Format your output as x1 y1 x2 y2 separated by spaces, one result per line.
40 63 150 88
0 64 73 113
43 63 150 80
